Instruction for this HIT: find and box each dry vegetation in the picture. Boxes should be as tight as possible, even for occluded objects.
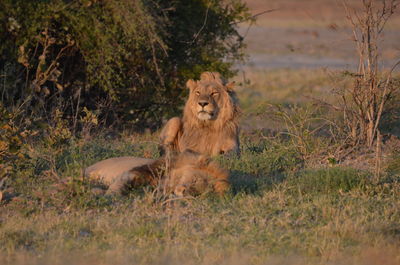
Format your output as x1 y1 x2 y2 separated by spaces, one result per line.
1 1 400 265
1 133 400 265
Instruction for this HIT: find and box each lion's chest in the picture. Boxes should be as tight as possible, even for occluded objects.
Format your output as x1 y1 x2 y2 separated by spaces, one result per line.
178 129 227 156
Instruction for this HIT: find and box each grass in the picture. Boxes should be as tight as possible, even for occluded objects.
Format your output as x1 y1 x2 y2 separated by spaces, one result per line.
2 67 400 265
234 68 333 108
1 130 400 265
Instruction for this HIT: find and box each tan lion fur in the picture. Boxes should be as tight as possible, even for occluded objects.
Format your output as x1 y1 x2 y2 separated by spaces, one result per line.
167 150 230 196
160 72 241 156
86 151 230 196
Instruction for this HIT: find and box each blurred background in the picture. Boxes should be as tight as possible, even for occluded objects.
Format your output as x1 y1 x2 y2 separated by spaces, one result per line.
242 0 400 69
236 0 400 132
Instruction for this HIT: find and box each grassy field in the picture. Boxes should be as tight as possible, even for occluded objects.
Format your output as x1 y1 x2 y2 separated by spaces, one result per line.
1 130 400 265
1 1 400 264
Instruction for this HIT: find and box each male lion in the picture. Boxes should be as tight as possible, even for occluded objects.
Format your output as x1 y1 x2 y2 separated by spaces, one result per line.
85 150 230 196
160 72 241 156
84 72 238 195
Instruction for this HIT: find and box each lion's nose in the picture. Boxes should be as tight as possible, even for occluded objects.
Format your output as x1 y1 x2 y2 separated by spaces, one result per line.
198 101 209 107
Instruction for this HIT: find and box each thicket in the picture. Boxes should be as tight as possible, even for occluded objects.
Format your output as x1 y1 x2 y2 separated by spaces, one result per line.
0 0 250 130
0 0 251 180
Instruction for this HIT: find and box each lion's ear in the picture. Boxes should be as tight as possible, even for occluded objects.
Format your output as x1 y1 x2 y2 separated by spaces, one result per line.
225 81 235 92
186 79 197 91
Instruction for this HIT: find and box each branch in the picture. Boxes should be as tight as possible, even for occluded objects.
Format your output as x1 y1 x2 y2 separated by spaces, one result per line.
230 9 279 25
191 4 210 44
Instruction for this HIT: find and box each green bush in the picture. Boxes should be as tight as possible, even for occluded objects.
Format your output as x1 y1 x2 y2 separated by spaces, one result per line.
0 104 30 180
0 0 250 130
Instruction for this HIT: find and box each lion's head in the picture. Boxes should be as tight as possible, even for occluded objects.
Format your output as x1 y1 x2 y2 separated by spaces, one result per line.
183 72 240 128
169 150 230 196
160 71 241 156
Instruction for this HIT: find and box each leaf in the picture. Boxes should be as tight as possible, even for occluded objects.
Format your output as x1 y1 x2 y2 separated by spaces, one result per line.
56 83 64 91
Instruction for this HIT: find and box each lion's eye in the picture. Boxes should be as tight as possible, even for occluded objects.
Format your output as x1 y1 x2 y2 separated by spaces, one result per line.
195 91 200 96
211 92 219 97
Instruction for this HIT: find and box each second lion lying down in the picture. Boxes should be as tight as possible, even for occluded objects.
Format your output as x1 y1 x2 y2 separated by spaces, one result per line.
85 150 230 196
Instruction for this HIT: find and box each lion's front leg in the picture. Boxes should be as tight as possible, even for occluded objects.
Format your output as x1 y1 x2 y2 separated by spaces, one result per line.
159 117 182 152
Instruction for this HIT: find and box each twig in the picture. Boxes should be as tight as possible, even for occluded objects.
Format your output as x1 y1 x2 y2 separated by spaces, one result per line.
161 195 195 206
230 9 279 25
191 4 210 44
303 95 343 111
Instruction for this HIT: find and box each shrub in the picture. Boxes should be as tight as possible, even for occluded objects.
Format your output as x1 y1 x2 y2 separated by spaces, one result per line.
336 0 399 147
0 0 251 130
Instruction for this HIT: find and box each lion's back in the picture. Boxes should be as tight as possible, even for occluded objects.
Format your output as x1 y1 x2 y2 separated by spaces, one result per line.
85 156 156 185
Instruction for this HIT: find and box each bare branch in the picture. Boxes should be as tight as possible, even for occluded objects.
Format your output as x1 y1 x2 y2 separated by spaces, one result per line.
191 4 210 44
230 9 279 25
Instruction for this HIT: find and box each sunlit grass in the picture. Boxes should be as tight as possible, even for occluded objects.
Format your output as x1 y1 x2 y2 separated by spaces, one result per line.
1 132 399 265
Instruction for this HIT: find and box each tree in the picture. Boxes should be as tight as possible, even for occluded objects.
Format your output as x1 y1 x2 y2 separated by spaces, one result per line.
0 0 251 131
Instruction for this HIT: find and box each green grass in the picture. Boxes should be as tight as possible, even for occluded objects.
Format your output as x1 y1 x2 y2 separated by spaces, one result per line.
1 131 399 265
287 167 369 195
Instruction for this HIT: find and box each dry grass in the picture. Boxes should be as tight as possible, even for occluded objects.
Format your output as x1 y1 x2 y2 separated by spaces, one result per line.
243 0 400 28
234 68 334 106
1 66 399 265
240 0 400 69
1 132 400 265
1 172 399 265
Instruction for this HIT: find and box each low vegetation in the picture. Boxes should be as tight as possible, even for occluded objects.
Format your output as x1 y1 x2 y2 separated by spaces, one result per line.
1 127 399 265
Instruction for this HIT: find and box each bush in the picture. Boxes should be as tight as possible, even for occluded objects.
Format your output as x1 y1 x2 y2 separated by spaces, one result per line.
336 0 398 147
0 0 250 130
0 104 29 180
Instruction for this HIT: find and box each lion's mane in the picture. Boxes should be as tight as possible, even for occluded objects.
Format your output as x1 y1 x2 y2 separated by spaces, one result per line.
160 72 241 156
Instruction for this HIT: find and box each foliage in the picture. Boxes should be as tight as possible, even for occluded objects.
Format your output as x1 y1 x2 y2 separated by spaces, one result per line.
216 135 303 194
246 103 332 163
0 104 30 180
0 0 251 130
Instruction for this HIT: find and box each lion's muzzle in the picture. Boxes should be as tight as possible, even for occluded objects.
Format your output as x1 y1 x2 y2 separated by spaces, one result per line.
197 110 214 120
196 100 216 121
